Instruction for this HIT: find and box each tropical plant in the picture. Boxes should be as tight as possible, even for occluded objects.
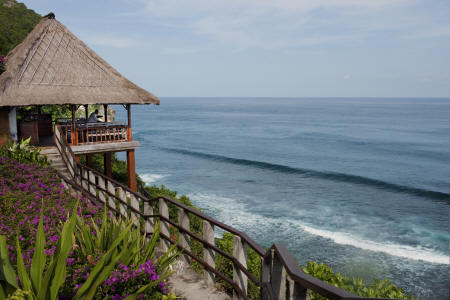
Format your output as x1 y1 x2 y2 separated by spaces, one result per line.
0 201 78 300
73 206 180 274
0 138 48 166
60 207 180 299
0 202 172 300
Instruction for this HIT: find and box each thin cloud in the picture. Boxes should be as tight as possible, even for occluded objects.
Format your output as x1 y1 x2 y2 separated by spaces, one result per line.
82 34 140 48
132 0 420 50
405 26 450 39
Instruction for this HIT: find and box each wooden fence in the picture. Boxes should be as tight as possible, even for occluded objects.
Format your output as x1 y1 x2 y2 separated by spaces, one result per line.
54 125 393 300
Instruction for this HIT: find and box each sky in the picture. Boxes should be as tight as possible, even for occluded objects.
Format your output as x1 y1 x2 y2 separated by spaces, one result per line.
24 0 450 98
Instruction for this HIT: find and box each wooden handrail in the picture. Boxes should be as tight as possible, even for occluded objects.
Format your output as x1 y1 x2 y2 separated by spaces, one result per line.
52 126 402 300
158 195 267 257
57 123 129 145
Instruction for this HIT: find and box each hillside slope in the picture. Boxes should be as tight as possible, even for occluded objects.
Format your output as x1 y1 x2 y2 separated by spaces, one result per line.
0 0 41 56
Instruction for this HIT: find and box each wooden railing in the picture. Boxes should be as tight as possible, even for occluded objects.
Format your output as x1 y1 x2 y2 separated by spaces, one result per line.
57 123 129 145
53 126 395 300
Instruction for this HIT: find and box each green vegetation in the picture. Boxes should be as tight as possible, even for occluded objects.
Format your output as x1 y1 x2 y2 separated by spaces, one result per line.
302 262 414 299
0 146 179 299
0 138 48 166
0 0 41 56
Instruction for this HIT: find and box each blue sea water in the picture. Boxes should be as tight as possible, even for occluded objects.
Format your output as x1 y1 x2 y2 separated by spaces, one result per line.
116 98 450 299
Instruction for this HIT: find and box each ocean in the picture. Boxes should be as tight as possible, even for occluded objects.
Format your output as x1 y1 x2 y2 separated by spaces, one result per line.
115 97 450 299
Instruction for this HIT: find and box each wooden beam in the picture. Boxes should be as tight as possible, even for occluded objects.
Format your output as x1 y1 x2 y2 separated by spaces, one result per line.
104 152 112 178
104 104 108 122
71 104 77 145
84 105 88 120
127 149 137 191
86 154 93 168
126 104 132 141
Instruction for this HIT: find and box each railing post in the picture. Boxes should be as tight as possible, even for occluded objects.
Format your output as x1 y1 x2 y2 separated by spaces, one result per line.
118 187 127 219
107 181 116 212
287 277 310 300
159 198 170 252
272 251 287 300
88 171 96 196
202 220 215 286
233 235 248 300
178 208 191 264
82 169 88 190
261 250 273 300
130 194 139 225
144 201 154 235
97 176 106 204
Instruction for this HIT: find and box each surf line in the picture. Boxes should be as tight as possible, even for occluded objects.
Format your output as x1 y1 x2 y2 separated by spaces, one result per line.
162 147 450 202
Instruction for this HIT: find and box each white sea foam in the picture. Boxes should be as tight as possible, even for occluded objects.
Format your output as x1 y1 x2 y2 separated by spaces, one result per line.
298 224 449 265
190 192 450 265
141 173 167 184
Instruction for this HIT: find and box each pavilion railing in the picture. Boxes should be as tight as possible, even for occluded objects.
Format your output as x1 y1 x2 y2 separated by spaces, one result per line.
53 125 395 300
57 123 129 145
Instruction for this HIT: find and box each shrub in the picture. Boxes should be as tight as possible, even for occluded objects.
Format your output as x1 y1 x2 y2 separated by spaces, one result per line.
302 262 414 299
0 138 48 167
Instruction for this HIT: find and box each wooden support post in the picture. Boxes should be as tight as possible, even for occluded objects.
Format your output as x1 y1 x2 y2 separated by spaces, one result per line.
233 236 248 300
87 154 93 168
287 277 310 300
104 104 108 122
159 198 170 252
104 152 112 177
126 104 132 141
144 201 154 235
261 250 273 300
272 252 287 300
70 104 77 145
178 208 191 264
203 220 215 286
84 105 88 120
127 149 137 191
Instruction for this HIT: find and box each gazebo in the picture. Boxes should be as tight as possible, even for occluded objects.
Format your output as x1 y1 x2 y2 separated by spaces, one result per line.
0 13 159 190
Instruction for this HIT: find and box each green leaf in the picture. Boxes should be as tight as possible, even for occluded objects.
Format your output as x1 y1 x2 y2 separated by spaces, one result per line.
30 206 45 294
16 237 31 291
0 236 18 289
73 222 134 299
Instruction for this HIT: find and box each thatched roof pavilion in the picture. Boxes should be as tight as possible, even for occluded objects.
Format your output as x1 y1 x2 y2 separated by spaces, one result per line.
0 14 159 106
0 14 160 191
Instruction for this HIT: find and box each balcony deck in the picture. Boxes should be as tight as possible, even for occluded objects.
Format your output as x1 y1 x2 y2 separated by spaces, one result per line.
70 140 139 155
55 122 137 154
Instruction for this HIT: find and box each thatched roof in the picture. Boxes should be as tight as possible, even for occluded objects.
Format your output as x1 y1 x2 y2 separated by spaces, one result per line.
0 14 159 107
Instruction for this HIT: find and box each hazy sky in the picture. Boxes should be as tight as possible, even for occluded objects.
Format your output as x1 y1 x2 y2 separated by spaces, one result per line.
25 0 450 97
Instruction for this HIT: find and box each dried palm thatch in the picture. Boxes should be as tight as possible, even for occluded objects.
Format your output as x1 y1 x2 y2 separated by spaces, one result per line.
0 14 159 107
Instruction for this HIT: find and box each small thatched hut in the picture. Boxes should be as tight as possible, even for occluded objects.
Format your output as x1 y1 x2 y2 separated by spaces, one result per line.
0 13 160 190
